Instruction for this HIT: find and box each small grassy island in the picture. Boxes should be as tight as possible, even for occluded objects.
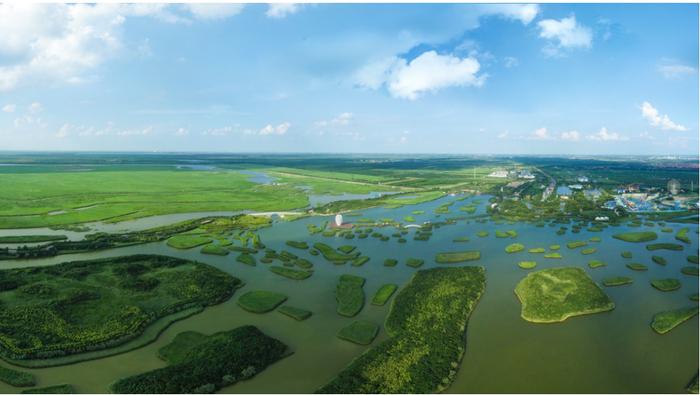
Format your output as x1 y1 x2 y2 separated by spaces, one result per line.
435 250 481 263
650 278 681 292
650 306 699 334
278 306 312 321
646 243 684 251
612 231 658 243
626 263 648 271
336 275 365 317
0 254 239 364
318 266 485 393
21 384 73 394
165 234 212 249
237 291 288 313
682 266 700 276
371 284 398 306
515 267 614 323
337 321 380 345
505 243 525 253
588 260 606 269
313 242 360 263
111 325 288 393
0 365 35 387
269 266 312 280
518 261 537 269
602 277 633 287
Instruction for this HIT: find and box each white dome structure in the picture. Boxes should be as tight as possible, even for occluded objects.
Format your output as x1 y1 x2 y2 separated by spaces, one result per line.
335 214 343 227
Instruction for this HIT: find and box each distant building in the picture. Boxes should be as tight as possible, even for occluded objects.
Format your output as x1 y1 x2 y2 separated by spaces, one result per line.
668 179 681 195
569 184 584 190
518 170 535 179
488 170 509 178
577 176 589 183
595 216 609 221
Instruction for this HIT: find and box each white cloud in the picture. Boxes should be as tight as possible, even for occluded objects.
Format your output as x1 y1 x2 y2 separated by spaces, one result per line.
497 131 509 139
28 101 42 113
183 4 244 21
586 127 628 141
175 127 189 136
476 4 539 25
560 130 580 141
1 104 15 113
537 15 592 56
531 127 550 140
266 3 300 19
316 112 353 128
503 56 519 68
116 126 152 136
357 51 484 100
202 126 234 136
641 101 687 131
14 115 47 129
657 62 696 79
55 123 70 138
259 122 290 136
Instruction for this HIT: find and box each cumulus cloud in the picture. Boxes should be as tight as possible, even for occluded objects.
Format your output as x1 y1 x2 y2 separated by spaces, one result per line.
657 62 696 79
28 101 42 113
586 127 628 141
116 126 152 136
0 4 242 91
316 112 353 128
560 130 580 141
1 104 15 113
266 3 299 19
476 4 539 25
531 127 550 140
55 123 70 138
356 51 484 100
502 56 519 68
537 15 592 56
641 101 687 131
175 127 189 136
259 122 290 136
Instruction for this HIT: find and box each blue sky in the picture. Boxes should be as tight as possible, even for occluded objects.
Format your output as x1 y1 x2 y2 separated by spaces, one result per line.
0 3 697 154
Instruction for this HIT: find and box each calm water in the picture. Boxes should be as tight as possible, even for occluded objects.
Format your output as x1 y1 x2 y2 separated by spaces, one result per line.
0 195 697 394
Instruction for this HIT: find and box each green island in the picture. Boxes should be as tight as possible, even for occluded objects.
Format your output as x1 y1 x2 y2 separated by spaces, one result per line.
200 244 229 256
650 278 682 292
285 240 309 249
544 253 563 259
21 384 74 394
336 321 380 345
588 260 607 269
621 251 633 258
676 227 691 244
166 234 212 249
383 258 398 267
435 250 481 263
269 266 312 280
688 255 699 264
236 253 257 266
612 231 658 243
549 245 561 250
313 242 360 263
651 255 667 265
111 325 288 393
646 243 684 251
278 306 312 321
682 266 700 276
518 261 537 270
0 365 35 387
505 243 525 253
626 263 648 271
0 235 67 244
477 231 489 237
371 284 398 306
514 267 615 323
336 275 365 317
602 277 633 287
406 258 425 268
0 254 238 363
318 266 485 393
650 306 699 334
237 291 288 313
528 247 545 253
581 247 597 255
567 241 588 249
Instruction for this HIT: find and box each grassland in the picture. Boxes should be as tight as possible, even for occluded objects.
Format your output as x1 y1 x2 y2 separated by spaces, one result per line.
646 243 684 251
269 266 312 280
588 260 606 269
237 291 288 313
337 321 379 345
650 306 699 334
602 277 633 287
518 261 537 269
278 306 312 321
515 267 614 323
313 243 360 263
435 251 481 263
336 275 365 317
0 254 238 362
371 284 398 306
0 365 35 387
21 384 73 394
406 258 425 268
318 266 485 393
612 231 658 243
627 263 648 271
676 227 691 244
200 244 229 256
682 266 700 276
650 278 682 292
166 234 212 249
111 325 287 393
505 243 525 253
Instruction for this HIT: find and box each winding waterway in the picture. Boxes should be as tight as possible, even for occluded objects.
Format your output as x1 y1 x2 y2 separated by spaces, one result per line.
0 195 697 393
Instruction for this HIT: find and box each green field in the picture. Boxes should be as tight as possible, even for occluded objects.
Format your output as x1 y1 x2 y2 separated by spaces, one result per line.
336 275 365 317
371 284 398 306
337 321 379 345
515 267 615 323
0 254 239 362
278 306 312 321
651 307 699 334
602 277 633 287
237 291 288 313
612 231 658 243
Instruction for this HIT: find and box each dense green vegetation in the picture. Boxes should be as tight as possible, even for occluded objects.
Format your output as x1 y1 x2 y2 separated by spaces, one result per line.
515 267 615 323
612 231 658 243
337 321 379 345
371 284 398 306
21 384 73 394
237 291 287 313
650 279 682 292
336 275 365 317
0 365 35 387
581 247 597 255
435 251 481 263
166 234 212 249
651 255 667 265
268 266 312 280
200 244 229 256
319 266 485 393
236 253 256 266
505 243 525 253
588 260 606 269
278 306 312 321
682 266 700 276
567 241 588 249
622 251 633 258
676 228 691 244
0 255 238 361
544 253 562 259
406 258 424 268
528 248 545 253
627 263 648 271
383 259 398 267
602 277 633 287
313 242 360 263
646 243 684 251
518 261 537 269
0 235 67 244
111 325 287 393
285 240 309 249
650 306 699 334
688 255 699 264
